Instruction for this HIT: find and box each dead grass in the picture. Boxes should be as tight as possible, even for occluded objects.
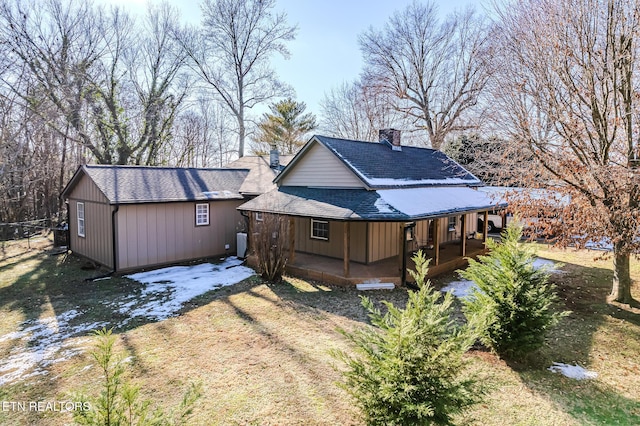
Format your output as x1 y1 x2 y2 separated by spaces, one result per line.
1 238 639 425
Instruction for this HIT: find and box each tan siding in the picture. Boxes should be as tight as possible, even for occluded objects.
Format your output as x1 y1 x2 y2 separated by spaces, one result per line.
68 200 114 268
116 200 244 271
294 218 366 263
368 222 401 263
281 143 364 188
70 175 109 203
65 173 114 268
414 219 430 245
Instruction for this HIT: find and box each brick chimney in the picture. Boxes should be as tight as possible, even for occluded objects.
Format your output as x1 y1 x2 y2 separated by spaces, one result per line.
379 129 402 151
269 145 280 169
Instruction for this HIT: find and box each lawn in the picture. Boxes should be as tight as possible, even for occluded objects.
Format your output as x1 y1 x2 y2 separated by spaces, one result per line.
1 235 639 425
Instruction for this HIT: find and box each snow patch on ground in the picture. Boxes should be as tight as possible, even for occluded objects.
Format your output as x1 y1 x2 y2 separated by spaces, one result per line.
532 258 563 273
548 362 598 380
0 309 108 386
0 257 254 385
440 280 479 300
440 257 561 300
124 257 254 321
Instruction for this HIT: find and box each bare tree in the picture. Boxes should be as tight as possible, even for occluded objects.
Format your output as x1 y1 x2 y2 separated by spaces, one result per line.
125 2 189 165
359 2 490 150
490 0 640 306
0 0 187 166
178 0 296 158
320 80 408 142
163 98 238 167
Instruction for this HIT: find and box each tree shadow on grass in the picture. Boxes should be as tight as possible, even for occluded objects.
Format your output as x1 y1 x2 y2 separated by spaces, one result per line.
507 258 640 424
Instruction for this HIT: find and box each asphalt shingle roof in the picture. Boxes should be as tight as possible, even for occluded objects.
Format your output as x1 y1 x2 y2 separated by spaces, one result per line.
313 135 482 188
66 165 249 204
239 186 505 221
226 155 294 195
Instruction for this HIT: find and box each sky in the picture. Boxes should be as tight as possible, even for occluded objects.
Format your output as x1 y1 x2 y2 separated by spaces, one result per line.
101 0 478 116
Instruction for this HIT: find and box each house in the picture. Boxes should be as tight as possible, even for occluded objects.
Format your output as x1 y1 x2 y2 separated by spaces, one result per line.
238 130 507 285
61 165 249 272
225 148 294 197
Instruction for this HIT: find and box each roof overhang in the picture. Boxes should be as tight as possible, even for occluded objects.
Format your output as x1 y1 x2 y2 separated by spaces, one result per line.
238 186 507 221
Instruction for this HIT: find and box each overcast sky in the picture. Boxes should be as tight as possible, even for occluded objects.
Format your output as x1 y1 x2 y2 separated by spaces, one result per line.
101 0 478 116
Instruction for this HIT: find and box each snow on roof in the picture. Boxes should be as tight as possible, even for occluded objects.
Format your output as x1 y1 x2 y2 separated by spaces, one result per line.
376 186 502 217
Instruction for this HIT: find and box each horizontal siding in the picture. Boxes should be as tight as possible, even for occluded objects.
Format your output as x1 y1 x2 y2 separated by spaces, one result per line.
116 200 244 270
281 143 364 188
68 199 114 268
294 218 366 263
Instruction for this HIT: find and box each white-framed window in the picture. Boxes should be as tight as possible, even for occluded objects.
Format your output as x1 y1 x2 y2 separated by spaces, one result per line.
255 211 263 222
196 203 209 226
448 216 457 232
311 219 329 240
77 202 85 237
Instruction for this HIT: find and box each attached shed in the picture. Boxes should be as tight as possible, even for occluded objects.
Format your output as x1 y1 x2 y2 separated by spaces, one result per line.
61 165 249 272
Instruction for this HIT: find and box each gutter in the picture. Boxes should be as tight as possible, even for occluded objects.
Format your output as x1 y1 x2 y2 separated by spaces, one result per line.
111 204 119 273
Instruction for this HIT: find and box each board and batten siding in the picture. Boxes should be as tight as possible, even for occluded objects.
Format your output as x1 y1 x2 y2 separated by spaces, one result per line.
280 142 364 188
294 218 367 263
367 222 402 263
116 200 244 271
67 176 115 269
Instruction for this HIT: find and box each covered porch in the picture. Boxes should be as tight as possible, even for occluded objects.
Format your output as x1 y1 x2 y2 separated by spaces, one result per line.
286 238 487 286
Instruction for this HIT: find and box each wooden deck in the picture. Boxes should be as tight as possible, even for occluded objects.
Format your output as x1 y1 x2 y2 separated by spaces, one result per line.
286 238 487 286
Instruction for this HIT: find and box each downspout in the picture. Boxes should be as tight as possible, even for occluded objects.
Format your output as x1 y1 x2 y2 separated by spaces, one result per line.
111 204 119 273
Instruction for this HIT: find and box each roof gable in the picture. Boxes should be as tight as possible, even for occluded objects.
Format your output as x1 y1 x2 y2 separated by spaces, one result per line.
226 154 294 195
275 135 482 189
63 165 249 204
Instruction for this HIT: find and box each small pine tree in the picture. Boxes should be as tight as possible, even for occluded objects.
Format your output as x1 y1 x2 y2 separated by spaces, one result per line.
73 328 202 426
334 251 483 426
460 222 567 360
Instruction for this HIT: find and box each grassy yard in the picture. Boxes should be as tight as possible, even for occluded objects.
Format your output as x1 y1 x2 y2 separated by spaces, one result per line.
1 236 639 425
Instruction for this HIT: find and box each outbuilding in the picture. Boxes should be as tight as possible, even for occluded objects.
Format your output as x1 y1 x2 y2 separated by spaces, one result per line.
61 165 249 271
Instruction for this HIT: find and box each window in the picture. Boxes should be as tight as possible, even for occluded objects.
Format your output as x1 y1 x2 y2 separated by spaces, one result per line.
448 216 457 232
255 211 263 222
196 203 209 226
311 219 329 240
77 202 85 237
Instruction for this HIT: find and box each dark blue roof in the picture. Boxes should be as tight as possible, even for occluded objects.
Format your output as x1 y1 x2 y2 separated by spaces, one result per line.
314 135 481 188
239 186 504 221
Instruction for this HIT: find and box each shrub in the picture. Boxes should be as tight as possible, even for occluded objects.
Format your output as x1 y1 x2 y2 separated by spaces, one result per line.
73 328 202 426
459 222 567 360
334 251 483 425
251 213 289 282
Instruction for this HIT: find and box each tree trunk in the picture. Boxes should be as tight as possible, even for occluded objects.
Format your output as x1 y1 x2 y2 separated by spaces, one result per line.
610 243 634 305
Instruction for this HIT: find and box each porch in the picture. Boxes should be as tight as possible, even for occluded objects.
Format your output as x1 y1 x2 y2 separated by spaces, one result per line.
286 238 487 286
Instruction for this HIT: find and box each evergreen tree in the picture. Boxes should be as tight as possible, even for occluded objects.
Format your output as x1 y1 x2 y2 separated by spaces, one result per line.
334 251 483 425
254 98 317 154
460 222 567 360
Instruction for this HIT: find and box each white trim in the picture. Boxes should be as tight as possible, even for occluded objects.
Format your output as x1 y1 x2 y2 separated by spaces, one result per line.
77 202 85 237
255 211 263 222
310 219 329 240
196 203 209 226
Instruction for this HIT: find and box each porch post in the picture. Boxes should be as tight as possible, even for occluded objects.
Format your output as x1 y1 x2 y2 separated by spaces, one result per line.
434 219 440 266
483 211 489 242
343 221 350 277
288 216 295 264
460 215 467 257
398 223 404 273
